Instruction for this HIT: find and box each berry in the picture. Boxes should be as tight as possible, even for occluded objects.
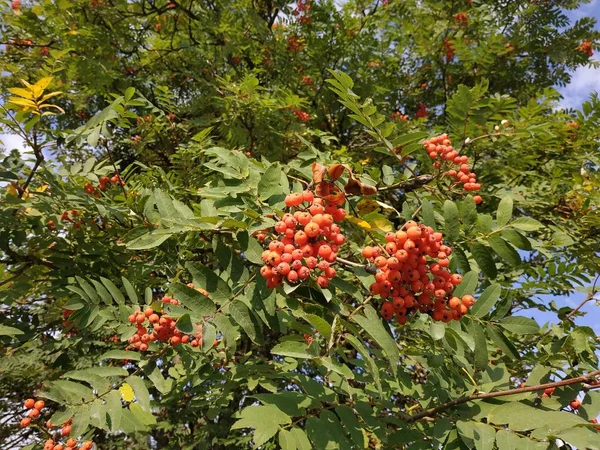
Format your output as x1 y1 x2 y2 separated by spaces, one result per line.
34 400 45 410
20 417 31 427
570 399 581 409
28 408 40 418
24 398 35 409
544 387 555 396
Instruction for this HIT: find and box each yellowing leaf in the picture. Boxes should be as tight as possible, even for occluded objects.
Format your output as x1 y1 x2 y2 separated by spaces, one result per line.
356 199 380 216
119 383 135 402
40 91 62 102
35 184 48 193
7 87 34 99
8 97 37 108
368 216 393 232
346 215 371 230
34 77 53 92
6 185 18 196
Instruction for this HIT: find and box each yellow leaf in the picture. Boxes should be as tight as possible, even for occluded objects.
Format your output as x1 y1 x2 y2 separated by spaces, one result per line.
39 104 65 114
6 185 18 196
346 215 371 230
20 79 33 89
369 216 393 232
40 91 62 102
7 97 37 108
119 383 135 402
7 87 34 99
31 77 53 98
356 199 380 216
35 184 48 193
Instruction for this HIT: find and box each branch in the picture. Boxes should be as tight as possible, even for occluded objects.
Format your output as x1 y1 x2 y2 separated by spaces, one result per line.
378 175 434 192
562 275 599 323
406 369 600 423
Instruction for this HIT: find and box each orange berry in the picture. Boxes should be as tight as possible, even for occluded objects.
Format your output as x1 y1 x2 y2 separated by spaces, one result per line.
381 302 394 320
20 417 31 427
24 398 35 409
61 425 72 436
34 400 45 411
473 195 483 204
570 399 581 409
28 408 40 418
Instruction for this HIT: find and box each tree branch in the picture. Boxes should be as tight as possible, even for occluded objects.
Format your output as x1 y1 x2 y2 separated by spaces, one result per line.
406 369 600 423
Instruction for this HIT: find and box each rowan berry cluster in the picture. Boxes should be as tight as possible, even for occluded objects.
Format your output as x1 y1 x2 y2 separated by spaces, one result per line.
362 221 472 324
287 36 304 52
453 12 468 26
43 438 93 450
292 0 312 24
444 38 455 62
293 109 310 122
415 104 429 118
259 190 346 289
126 286 211 351
423 134 483 204
391 111 409 122
577 41 593 57
21 400 90 448
99 174 124 191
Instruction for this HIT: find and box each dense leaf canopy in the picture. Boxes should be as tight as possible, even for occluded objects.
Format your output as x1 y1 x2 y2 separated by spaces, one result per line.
1 0 600 449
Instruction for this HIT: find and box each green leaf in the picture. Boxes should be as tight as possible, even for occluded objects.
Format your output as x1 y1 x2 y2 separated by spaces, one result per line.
290 428 312 450
228 300 263 344
470 243 497 279
100 277 125 305
272 341 315 359
121 277 138 304
258 164 285 200
100 350 142 361
452 247 471 274
488 236 521 266
170 283 216 316
502 229 532 250
237 231 264 265
429 322 446 340
335 405 366 448
201 322 217 352
499 316 540 334
510 217 543 231
457 421 496 450
460 197 478 227
318 356 354 379
231 405 291 447
452 271 478 298
421 199 436 227
90 279 113 305
304 314 332 339
344 333 382 394
352 304 399 369
0 324 24 336
486 326 519 359
126 232 171 250
127 376 151 411
279 429 297 450
176 314 194 333
185 262 232 304
444 200 460 241
468 321 488 371
106 390 122 431
470 284 501 318
213 314 239 353
496 196 513 227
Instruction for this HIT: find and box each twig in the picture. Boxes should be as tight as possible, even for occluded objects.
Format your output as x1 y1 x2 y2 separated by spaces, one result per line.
406 369 600 423
378 175 434 192
562 274 599 323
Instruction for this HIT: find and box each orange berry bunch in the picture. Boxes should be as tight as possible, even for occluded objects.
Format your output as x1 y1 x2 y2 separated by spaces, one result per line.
260 190 346 289
43 438 93 450
362 221 472 324
577 41 593 57
20 398 45 428
391 111 409 122
415 103 429 118
126 286 210 351
423 134 483 204
293 109 310 122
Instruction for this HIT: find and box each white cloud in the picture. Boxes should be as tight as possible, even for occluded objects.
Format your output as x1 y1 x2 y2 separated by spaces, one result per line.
0 133 32 156
558 65 600 110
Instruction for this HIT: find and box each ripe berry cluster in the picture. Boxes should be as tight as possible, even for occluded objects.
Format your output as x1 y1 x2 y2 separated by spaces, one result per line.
391 111 409 122
444 38 455 62
577 41 593 57
423 134 483 204
43 438 93 450
259 191 346 289
21 399 91 448
362 221 472 324
99 174 124 191
293 109 310 122
415 104 429 118
292 0 312 24
126 286 213 351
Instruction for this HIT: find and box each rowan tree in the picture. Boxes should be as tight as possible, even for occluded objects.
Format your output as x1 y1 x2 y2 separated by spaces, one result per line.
1 1 600 449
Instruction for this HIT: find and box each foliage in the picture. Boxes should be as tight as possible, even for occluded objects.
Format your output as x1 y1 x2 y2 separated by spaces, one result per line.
1 0 600 449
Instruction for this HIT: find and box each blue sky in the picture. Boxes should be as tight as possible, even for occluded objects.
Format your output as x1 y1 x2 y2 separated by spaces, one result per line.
1 1 599 333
